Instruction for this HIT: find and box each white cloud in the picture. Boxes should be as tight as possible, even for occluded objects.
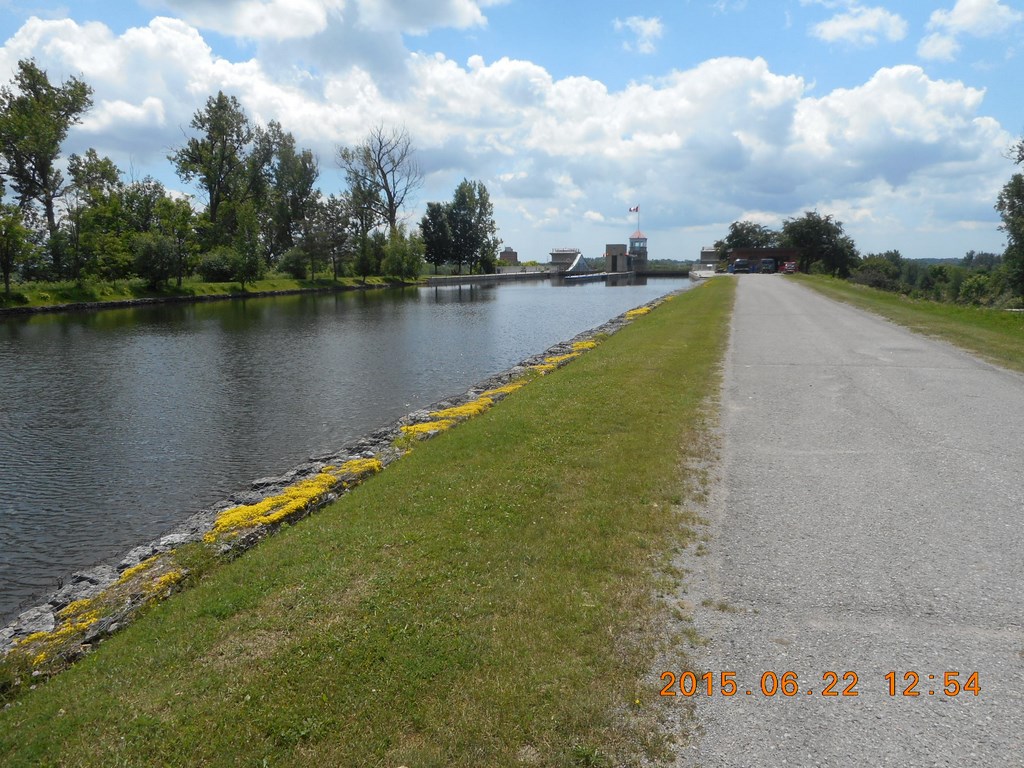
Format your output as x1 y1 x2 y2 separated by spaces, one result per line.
917 32 961 61
149 0 505 39
0 14 1010 259
613 16 664 54
811 5 908 45
148 0 345 40
927 0 1023 37
919 0 1023 60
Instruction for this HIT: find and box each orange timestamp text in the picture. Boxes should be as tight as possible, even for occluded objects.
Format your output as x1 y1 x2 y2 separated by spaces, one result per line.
659 670 980 698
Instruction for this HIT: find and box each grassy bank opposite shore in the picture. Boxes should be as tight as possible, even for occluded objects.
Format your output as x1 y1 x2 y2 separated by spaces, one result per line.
796 275 1024 374
0 278 734 767
0 276 410 315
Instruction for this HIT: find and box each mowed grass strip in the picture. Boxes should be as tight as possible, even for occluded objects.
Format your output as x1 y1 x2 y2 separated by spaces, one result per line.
796 275 1024 373
0 279 735 768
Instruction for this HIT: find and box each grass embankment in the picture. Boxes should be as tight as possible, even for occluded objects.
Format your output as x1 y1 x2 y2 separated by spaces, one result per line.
797 275 1024 374
0 276 403 311
0 279 735 768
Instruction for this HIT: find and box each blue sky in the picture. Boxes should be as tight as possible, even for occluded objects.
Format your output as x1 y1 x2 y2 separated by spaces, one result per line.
2 0 1023 262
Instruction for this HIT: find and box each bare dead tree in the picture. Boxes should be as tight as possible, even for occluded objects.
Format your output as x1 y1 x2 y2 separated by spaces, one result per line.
338 123 423 236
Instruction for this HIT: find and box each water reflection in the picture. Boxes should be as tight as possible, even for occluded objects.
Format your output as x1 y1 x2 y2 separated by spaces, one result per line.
0 277 690 621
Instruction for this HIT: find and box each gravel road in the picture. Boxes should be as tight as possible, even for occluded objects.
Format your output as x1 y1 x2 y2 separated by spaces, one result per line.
673 276 1024 766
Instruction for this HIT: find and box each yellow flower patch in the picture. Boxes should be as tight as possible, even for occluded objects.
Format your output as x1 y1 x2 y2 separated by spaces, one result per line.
400 419 456 438
337 457 383 477
531 363 556 374
57 598 96 619
143 569 184 596
206 471 341 540
430 397 494 420
571 340 597 351
625 306 651 319
16 609 101 667
544 352 579 365
118 555 160 583
481 380 527 398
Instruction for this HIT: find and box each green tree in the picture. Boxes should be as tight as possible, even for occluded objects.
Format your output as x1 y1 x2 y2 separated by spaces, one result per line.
996 173 1024 298
420 201 452 274
381 226 424 281
265 125 320 262
713 220 779 259
170 91 271 249
311 194 351 280
132 230 175 288
447 179 499 274
0 202 30 296
345 177 380 280
154 195 196 287
231 201 264 288
0 59 93 277
781 211 859 276
63 149 123 281
338 123 422 236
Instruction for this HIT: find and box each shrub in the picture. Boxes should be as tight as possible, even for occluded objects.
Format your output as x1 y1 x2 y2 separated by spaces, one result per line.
197 247 239 282
278 247 308 280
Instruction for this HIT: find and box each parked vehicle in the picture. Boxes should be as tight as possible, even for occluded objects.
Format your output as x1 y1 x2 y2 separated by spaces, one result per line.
782 261 797 274
759 258 776 273
732 258 751 273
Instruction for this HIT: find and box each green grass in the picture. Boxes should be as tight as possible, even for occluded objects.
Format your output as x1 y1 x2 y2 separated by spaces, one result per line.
0 275 408 310
0 279 735 767
797 275 1024 373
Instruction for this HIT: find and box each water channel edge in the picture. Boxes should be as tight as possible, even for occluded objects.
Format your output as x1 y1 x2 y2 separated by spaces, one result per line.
0 287 689 673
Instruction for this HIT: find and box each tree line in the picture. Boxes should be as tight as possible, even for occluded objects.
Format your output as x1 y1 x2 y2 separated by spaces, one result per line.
0 59 499 297
715 183 1024 307
712 211 859 277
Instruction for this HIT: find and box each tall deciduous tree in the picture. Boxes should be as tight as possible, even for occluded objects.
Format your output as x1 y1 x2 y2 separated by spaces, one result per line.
0 201 30 295
0 59 93 277
781 210 858 277
448 179 499 274
309 194 350 280
265 123 320 260
996 172 1024 298
338 124 422 236
63 149 123 281
154 195 196 288
714 220 779 260
420 201 453 274
170 91 258 248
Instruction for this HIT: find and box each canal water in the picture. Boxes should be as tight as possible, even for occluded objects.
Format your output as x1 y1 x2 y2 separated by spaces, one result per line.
0 277 690 622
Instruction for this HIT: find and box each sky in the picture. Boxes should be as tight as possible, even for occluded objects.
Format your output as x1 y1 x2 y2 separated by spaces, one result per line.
2 0 1023 263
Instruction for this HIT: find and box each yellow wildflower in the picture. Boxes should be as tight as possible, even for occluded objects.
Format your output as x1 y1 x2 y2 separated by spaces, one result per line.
571 340 597 351
337 457 383 477
544 352 579 364
118 555 160 583
430 397 493 420
144 570 184 596
58 598 95 619
400 419 456 438
481 380 527 398
207 471 340 539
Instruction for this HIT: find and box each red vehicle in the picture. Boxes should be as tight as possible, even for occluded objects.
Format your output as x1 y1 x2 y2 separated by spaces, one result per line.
782 261 798 274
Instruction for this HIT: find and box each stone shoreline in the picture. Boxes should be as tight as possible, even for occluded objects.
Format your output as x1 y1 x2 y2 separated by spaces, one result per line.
0 294 672 659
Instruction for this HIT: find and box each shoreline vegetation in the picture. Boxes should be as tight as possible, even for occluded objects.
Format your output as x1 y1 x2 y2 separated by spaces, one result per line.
0 275 419 316
796 274 1024 374
0 279 734 767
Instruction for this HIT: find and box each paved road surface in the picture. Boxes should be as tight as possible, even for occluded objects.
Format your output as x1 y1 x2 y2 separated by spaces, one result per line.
677 276 1023 766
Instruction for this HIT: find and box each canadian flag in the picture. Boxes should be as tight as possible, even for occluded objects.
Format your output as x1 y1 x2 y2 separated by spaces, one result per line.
629 206 639 212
